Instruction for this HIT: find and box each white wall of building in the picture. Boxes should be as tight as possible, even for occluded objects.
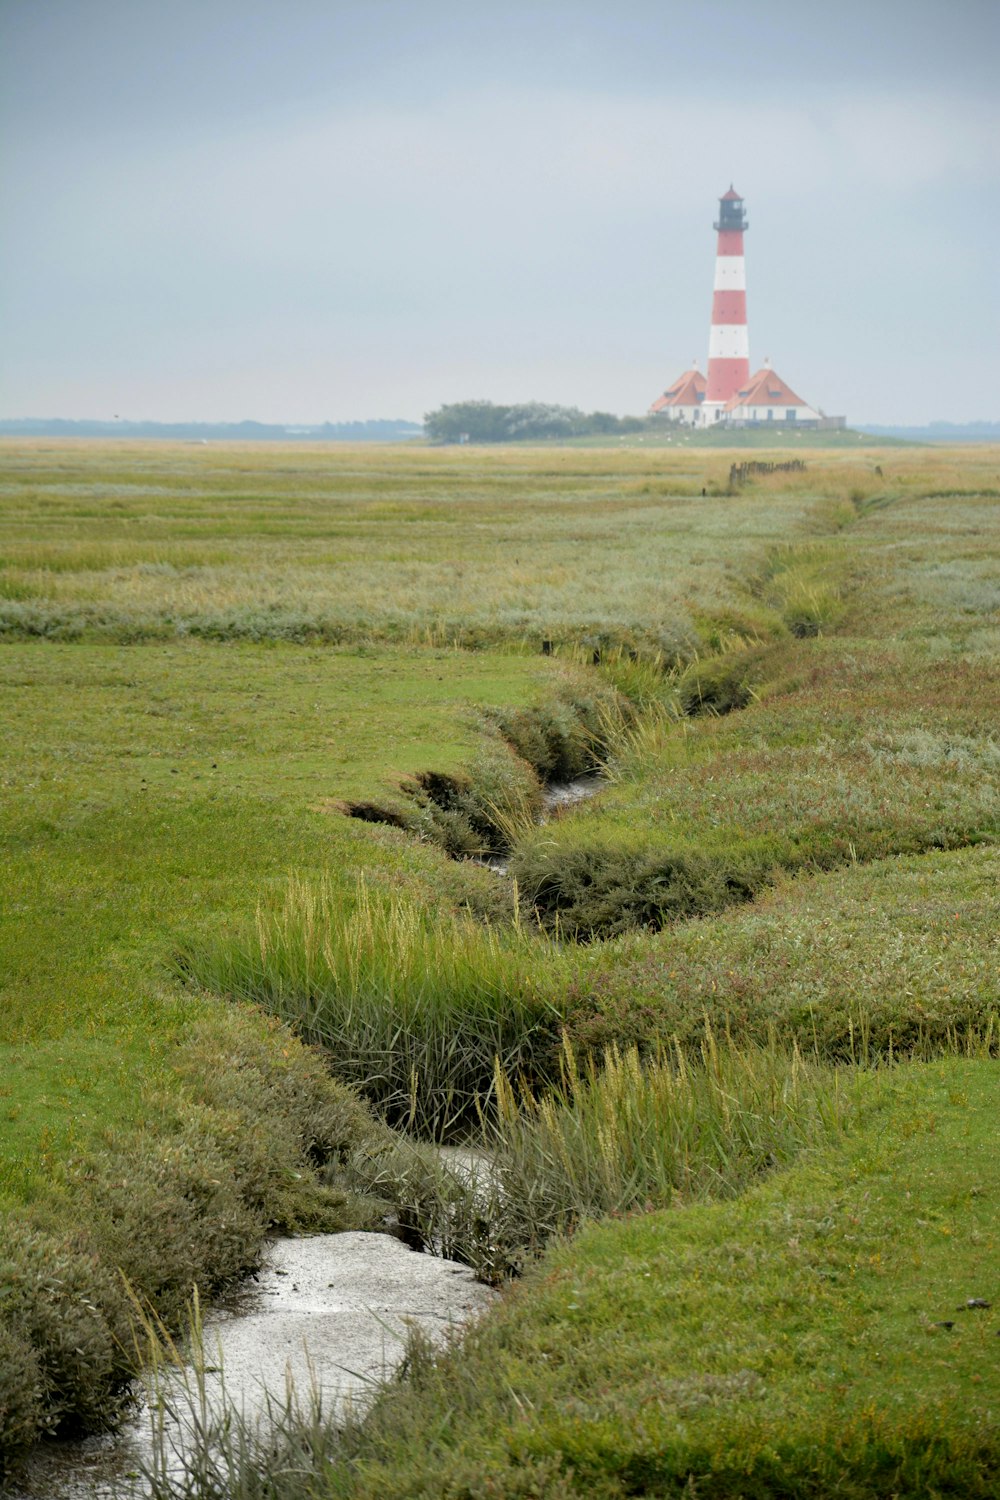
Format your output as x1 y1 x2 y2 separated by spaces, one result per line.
657 404 703 424
728 402 822 424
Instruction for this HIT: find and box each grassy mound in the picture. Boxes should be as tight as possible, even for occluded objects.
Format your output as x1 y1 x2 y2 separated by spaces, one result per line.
564 845 999 1063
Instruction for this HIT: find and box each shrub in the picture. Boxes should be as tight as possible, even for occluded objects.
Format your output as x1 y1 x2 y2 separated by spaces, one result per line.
676 649 768 716
0 1224 134 1440
510 833 793 940
167 1008 396 1232
406 737 543 856
79 1128 268 1325
560 850 1000 1065
492 681 625 782
0 1324 44 1481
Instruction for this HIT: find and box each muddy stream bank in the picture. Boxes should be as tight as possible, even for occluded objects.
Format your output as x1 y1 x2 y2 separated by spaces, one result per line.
479 773 603 872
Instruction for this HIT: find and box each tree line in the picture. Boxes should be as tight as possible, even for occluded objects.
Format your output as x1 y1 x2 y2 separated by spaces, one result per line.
423 401 648 443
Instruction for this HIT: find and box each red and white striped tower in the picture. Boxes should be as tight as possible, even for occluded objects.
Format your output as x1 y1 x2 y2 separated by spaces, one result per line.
703 186 749 423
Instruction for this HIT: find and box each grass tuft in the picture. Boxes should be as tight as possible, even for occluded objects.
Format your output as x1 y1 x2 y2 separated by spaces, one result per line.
176 876 569 1139
487 1029 859 1254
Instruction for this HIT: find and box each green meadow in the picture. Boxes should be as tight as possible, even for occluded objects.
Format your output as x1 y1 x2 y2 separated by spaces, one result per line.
0 439 997 1495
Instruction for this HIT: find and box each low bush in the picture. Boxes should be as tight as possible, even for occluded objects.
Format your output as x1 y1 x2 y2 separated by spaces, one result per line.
79 1127 265 1326
510 828 828 940
167 1011 396 1237
676 647 770 716
561 846 1000 1063
0 1009 395 1478
0 1325 43 1483
406 737 544 856
0 1225 134 1449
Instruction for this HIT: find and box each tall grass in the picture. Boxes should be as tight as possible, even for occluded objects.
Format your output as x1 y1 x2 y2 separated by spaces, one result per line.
176 876 568 1139
334 1025 878 1284
488 1029 857 1250
750 540 847 637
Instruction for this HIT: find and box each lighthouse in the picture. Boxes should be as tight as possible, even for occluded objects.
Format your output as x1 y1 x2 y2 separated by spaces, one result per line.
647 188 840 429
703 186 750 421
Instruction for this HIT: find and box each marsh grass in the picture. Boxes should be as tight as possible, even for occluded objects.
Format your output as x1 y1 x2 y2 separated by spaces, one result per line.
3 441 999 1490
486 1028 857 1251
399 735 545 857
0 440 883 651
750 539 848 637
177 876 569 1139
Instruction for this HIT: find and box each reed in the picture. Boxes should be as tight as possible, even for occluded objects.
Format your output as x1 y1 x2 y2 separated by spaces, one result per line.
177 875 568 1139
488 1028 857 1249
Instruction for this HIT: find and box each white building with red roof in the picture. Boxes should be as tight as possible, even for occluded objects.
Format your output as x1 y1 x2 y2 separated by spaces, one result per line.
723 360 822 426
648 364 706 424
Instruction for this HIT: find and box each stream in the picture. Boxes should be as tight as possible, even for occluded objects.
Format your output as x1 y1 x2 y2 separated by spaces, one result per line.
13 775 604 1497
12 1233 494 1500
543 773 604 812
481 772 604 872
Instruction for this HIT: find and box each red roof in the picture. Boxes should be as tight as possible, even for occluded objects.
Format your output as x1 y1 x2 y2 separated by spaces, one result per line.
724 365 806 410
720 186 742 201
649 368 706 412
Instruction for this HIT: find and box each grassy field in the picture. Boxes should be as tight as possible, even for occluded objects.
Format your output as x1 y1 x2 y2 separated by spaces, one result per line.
0 439 909 652
0 439 997 1493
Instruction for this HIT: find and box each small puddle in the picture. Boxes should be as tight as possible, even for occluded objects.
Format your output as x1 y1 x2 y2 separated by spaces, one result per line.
12 1232 494 1499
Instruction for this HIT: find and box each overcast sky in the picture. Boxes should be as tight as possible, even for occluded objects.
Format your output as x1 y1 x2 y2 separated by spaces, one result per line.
2 0 998 424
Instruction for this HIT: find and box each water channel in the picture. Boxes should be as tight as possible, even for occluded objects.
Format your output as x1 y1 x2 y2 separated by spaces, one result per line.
13 1232 494 1499
13 775 604 1497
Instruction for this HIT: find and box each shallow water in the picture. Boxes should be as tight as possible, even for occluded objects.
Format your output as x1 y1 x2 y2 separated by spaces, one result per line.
542 773 604 813
12 1232 494 1499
